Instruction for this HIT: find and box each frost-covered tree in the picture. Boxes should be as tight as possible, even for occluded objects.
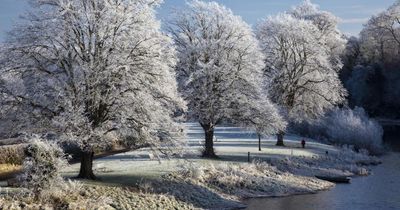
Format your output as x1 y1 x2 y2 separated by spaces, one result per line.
340 36 361 82
0 0 184 179
171 0 285 157
342 1 400 117
291 0 346 72
360 1 400 63
256 13 346 146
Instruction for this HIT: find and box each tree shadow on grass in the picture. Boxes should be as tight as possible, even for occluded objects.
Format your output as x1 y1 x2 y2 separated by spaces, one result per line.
74 173 246 209
180 152 296 164
151 179 246 209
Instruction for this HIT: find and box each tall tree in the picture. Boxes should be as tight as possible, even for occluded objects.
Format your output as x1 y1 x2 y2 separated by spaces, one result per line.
340 36 361 82
360 1 400 63
0 0 184 179
350 1 400 117
256 13 346 146
171 0 285 157
291 0 346 72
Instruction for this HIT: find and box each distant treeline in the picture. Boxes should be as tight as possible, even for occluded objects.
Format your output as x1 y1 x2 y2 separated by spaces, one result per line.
340 2 400 119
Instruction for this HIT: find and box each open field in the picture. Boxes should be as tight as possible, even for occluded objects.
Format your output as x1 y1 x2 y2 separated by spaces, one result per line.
63 123 376 184
0 123 379 209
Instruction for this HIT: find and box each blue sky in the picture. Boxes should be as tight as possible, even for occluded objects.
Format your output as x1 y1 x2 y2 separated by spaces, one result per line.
0 0 396 42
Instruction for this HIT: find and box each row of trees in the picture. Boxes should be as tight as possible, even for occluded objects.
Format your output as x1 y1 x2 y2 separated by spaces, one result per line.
0 0 346 179
341 1 400 118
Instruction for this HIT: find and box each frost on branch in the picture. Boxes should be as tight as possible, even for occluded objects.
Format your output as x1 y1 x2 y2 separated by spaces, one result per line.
171 0 284 156
256 13 346 123
291 0 346 72
359 1 400 64
0 0 186 175
19 136 68 198
291 107 384 154
323 107 384 154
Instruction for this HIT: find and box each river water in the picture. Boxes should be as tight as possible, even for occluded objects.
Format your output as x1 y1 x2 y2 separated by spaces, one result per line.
245 126 400 210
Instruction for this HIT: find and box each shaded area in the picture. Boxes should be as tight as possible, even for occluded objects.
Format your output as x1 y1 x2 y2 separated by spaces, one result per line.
149 180 245 209
383 125 400 152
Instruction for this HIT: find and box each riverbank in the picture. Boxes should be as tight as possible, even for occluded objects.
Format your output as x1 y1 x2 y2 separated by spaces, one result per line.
245 152 400 210
0 123 381 209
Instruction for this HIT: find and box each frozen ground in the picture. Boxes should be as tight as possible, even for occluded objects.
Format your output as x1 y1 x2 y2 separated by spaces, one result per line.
57 123 379 209
0 123 379 209
64 123 377 182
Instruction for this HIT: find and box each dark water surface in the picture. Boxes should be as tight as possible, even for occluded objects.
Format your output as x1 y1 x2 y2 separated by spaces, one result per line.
245 126 400 210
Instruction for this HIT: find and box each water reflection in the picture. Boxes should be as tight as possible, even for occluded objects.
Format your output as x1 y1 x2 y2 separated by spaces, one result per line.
245 153 400 210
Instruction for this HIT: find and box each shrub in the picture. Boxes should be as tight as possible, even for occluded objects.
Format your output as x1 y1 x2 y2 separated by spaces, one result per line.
0 144 26 165
292 107 384 154
323 107 384 154
18 136 68 199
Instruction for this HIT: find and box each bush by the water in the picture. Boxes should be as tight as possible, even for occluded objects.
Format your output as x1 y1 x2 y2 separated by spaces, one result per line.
324 107 384 154
292 107 384 154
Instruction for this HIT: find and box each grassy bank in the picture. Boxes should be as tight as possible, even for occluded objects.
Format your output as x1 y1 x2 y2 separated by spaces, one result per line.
0 123 380 209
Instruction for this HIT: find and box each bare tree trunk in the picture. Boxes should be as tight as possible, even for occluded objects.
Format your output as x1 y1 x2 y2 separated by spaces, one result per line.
258 134 262 151
276 131 285 146
78 150 96 180
201 123 217 158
